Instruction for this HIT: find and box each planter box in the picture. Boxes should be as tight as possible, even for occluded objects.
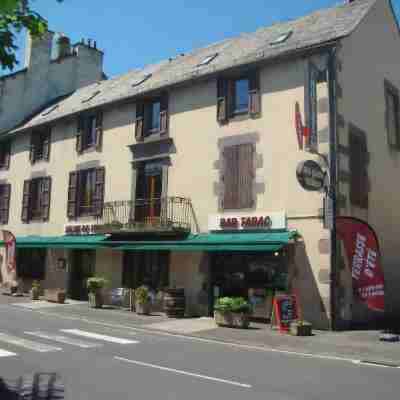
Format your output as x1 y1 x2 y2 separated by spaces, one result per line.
44 289 66 304
290 321 312 336
88 292 103 308
135 301 151 315
214 310 250 329
31 288 40 301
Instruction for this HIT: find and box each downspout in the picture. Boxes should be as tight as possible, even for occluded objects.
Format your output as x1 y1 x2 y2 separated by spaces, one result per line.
328 46 338 331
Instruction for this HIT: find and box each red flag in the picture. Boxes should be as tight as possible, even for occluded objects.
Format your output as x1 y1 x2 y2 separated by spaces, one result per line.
336 217 385 312
295 102 304 150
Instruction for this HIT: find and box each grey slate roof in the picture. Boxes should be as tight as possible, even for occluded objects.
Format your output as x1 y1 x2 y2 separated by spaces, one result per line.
5 0 377 136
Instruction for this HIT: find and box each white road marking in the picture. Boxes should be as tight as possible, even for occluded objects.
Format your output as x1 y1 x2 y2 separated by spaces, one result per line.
114 356 252 388
24 331 103 349
60 329 138 344
0 349 17 357
0 333 62 352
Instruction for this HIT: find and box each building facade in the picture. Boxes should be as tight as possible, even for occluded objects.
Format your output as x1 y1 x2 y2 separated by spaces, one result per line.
0 0 399 330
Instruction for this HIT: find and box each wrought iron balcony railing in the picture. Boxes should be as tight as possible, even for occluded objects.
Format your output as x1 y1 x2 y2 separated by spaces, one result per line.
95 197 192 233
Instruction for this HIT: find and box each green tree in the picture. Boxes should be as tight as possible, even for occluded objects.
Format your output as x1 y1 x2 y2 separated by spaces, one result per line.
0 0 62 71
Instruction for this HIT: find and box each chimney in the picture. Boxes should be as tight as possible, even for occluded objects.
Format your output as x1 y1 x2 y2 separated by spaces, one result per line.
24 30 54 69
57 35 71 58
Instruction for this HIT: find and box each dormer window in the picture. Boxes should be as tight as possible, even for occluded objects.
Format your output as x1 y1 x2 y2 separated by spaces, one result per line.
132 73 152 87
30 127 51 164
197 53 218 67
270 31 293 46
82 90 101 103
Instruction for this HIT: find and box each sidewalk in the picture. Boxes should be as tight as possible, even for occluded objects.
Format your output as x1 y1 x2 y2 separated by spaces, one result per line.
11 299 400 365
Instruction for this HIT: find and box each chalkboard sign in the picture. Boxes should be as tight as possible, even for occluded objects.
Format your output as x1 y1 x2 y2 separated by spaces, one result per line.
272 294 298 332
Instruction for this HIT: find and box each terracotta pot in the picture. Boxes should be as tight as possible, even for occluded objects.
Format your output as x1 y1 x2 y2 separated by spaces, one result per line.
135 301 151 315
214 310 250 329
88 291 103 308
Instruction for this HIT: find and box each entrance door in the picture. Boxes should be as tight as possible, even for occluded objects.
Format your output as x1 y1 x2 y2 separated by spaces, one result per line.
69 250 95 300
135 162 163 224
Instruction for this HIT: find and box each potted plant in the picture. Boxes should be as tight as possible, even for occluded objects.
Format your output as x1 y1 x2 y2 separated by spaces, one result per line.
134 285 151 315
214 297 252 328
87 277 108 308
290 320 313 336
31 280 41 300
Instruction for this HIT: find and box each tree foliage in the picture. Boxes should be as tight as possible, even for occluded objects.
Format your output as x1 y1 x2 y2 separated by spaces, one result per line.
0 1 62 71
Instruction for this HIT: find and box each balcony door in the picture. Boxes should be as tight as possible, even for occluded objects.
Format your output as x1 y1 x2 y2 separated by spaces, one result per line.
135 161 163 223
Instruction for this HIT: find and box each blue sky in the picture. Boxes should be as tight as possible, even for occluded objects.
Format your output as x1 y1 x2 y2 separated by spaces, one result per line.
6 0 400 78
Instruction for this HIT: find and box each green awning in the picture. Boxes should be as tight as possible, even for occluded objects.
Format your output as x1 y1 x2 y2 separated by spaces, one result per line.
114 231 296 252
2 235 108 249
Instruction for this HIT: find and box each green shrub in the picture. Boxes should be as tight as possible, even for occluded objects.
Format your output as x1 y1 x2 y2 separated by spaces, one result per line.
214 297 252 314
32 280 41 290
87 277 108 292
134 286 150 305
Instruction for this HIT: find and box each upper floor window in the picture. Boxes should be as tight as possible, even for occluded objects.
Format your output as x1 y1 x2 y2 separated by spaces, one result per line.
0 141 11 170
76 111 103 153
222 143 254 210
30 128 51 164
0 183 11 225
21 177 52 223
384 80 400 149
67 167 105 219
217 70 260 123
135 94 169 141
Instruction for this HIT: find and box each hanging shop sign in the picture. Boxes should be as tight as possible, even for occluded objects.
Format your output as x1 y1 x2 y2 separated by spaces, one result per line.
296 160 325 191
208 211 286 231
336 217 385 312
271 294 299 333
0 230 17 287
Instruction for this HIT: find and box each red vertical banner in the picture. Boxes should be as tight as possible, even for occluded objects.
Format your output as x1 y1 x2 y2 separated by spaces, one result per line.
0 230 17 287
295 102 304 150
336 217 385 312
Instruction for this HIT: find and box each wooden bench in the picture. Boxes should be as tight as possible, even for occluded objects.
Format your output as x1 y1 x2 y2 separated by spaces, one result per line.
44 289 66 304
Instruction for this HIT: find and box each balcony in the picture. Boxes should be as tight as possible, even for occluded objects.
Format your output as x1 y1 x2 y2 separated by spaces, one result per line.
94 197 193 234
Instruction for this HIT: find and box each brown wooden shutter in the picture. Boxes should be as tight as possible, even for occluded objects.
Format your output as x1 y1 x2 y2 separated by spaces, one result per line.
95 110 103 151
3 141 10 170
21 179 31 223
238 143 254 208
29 133 37 164
0 184 11 225
360 138 369 209
249 70 261 117
349 132 368 209
135 102 145 141
41 177 52 221
67 171 78 219
217 78 228 123
76 115 84 154
93 167 105 217
159 94 169 135
43 128 51 161
223 146 239 209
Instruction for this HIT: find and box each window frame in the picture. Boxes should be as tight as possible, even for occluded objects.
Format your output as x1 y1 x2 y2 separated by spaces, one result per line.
21 176 52 223
231 77 250 115
0 141 11 170
0 183 11 225
78 168 97 217
81 114 98 150
384 79 400 150
30 128 51 164
145 99 162 136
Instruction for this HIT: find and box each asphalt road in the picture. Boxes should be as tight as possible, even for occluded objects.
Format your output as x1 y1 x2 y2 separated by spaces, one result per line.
0 303 399 400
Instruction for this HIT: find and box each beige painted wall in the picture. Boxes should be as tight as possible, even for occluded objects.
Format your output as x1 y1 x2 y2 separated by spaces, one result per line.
337 0 400 321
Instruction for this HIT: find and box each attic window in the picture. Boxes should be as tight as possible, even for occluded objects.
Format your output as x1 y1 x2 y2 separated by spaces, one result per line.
82 90 101 103
132 73 152 87
41 104 59 116
197 53 218 67
270 31 292 46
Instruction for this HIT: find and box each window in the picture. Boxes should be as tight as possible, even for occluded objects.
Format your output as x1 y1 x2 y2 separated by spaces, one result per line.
217 70 260 123
21 177 52 223
76 111 103 153
82 90 101 103
132 73 152 87
30 128 51 164
0 184 11 225
41 104 59 117
0 141 11 170
135 94 169 141
17 248 46 280
197 53 218 67
270 31 292 46
349 128 368 209
67 167 105 219
385 80 400 149
222 143 254 210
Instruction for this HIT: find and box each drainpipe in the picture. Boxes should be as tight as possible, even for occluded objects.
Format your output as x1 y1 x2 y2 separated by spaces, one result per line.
327 47 338 331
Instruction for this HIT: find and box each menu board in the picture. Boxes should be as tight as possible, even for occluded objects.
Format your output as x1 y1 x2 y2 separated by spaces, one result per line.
272 294 298 332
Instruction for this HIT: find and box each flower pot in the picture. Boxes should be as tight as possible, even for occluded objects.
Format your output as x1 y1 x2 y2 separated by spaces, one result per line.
88 291 103 308
290 321 312 336
135 301 151 315
164 288 185 318
214 310 250 329
31 287 40 301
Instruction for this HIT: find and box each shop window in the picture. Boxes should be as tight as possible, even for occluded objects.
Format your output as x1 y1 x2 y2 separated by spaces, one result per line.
384 80 400 149
0 140 11 170
0 183 11 225
217 70 260 123
17 248 46 280
76 110 103 153
222 143 254 210
349 127 369 209
30 127 51 164
21 177 52 223
67 167 105 219
135 94 169 141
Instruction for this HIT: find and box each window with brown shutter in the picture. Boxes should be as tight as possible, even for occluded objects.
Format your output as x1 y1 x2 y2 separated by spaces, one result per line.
223 143 254 210
95 111 103 151
67 171 78 219
349 129 368 209
249 70 261 117
159 93 169 135
21 180 31 223
30 128 51 164
384 80 400 150
76 112 103 153
135 102 145 141
217 78 228 123
93 167 105 217
0 184 11 225
0 141 11 170
22 177 52 222
41 177 52 221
